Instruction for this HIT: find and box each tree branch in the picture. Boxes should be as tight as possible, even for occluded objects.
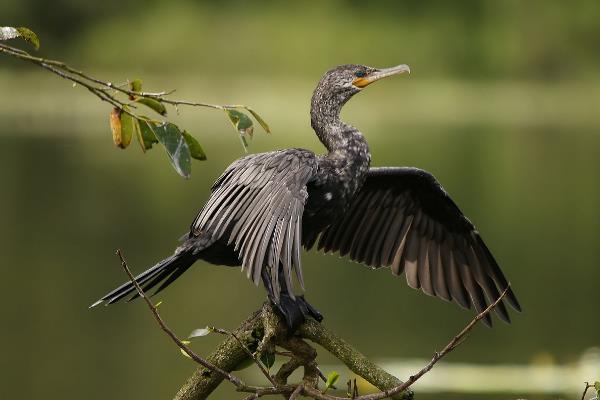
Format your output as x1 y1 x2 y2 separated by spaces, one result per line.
114 246 510 400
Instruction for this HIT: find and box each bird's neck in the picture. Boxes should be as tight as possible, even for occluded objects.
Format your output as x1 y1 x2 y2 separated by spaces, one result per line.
310 94 371 190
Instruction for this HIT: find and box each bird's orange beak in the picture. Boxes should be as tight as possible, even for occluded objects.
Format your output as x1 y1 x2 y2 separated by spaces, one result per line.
353 64 411 88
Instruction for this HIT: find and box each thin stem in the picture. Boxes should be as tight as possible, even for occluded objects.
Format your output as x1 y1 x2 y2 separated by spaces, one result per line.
0 42 255 115
115 249 245 388
581 382 594 400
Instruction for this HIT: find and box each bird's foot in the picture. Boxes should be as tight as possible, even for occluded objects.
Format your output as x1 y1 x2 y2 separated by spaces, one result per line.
272 294 323 333
296 295 324 323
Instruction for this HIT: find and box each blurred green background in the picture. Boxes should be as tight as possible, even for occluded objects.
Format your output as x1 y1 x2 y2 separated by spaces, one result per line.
1 1 599 399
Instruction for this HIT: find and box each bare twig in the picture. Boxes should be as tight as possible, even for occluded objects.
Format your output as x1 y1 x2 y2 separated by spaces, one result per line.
0 42 260 120
115 249 245 388
581 382 595 400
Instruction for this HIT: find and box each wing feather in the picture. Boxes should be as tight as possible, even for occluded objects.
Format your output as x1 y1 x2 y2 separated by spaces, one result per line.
389 214 413 275
430 241 451 301
308 167 519 325
191 149 316 300
417 236 435 296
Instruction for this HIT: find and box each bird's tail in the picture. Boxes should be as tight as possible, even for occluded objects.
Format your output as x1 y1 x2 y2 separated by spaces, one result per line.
90 248 196 307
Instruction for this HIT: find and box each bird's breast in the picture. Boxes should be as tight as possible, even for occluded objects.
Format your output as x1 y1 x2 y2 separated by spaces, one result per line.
302 172 366 240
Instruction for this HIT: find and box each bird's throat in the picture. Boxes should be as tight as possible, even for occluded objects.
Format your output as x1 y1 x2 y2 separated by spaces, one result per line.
310 86 371 195
311 107 371 195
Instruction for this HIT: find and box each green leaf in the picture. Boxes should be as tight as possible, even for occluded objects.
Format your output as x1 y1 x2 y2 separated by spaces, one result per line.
225 109 254 149
182 130 207 160
128 79 143 101
138 118 159 150
150 122 192 178
130 79 143 93
0 26 40 49
230 110 254 137
119 111 135 149
188 327 212 339
136 97 167 116
260 351 275 369
247 108 271 133
595 381 600 391
16 28 40 49
324 371 340 392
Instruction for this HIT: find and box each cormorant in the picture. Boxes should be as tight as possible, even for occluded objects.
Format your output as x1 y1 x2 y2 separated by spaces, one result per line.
92 64 521 329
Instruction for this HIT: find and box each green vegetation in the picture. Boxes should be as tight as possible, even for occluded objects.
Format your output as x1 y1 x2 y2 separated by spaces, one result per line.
1 2 600 400
4 1 600 80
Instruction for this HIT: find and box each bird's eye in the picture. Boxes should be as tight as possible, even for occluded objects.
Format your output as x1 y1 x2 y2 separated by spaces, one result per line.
354 71 367 78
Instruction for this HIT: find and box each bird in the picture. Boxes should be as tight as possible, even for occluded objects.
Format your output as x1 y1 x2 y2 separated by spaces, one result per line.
92 64 521 329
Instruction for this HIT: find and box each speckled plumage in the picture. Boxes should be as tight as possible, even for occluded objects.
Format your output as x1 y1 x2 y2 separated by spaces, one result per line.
94 64 520 329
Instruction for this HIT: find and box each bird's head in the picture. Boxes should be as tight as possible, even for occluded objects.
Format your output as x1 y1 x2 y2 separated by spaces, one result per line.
313 63 411 106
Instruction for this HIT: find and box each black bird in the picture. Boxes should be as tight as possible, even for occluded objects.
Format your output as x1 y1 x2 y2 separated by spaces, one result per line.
92 64 521 329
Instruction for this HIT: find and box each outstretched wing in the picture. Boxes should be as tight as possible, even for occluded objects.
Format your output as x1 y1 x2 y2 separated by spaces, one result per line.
191 149 318 300
313 167 521 325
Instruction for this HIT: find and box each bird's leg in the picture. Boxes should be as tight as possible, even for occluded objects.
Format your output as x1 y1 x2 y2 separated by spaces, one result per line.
260 268 288 322
276 267 324 324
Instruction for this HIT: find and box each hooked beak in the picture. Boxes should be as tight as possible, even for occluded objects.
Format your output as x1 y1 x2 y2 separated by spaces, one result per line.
353 64 411 88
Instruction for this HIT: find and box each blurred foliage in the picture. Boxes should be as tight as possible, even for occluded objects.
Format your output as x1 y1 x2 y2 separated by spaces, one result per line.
1 1 600 400
2 0 600 80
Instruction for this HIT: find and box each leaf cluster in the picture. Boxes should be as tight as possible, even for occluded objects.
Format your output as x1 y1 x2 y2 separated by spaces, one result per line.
1 26 270 178
108 79 208 178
